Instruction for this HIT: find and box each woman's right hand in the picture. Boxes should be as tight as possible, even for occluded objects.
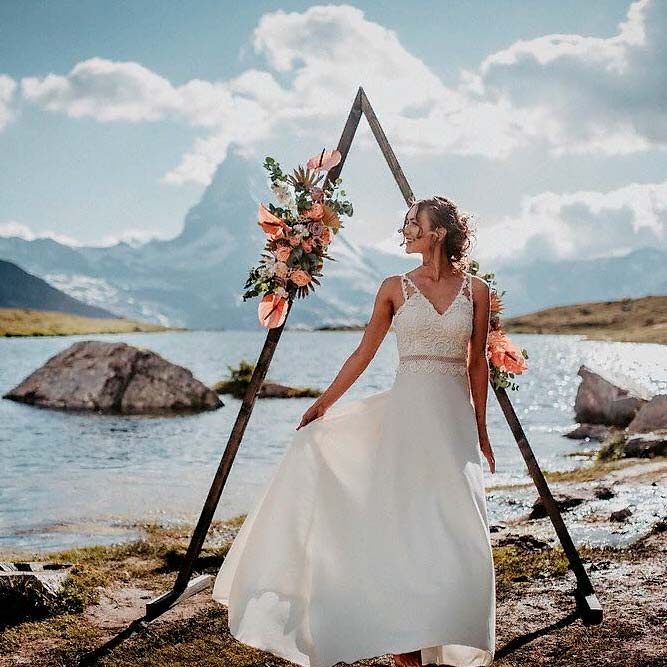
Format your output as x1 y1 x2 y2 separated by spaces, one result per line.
479 433 496 474
296 400 329 430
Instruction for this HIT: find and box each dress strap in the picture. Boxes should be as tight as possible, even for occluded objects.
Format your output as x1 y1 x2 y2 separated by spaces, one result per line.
399 274 409 300
461 271 472 302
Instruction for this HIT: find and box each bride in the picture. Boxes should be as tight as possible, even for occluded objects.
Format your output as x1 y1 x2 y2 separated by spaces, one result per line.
212 195 496 667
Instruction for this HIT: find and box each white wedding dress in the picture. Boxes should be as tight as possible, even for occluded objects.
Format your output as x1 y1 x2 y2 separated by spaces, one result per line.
212 271 495 667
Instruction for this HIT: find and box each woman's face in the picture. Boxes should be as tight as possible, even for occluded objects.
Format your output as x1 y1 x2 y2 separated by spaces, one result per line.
400 203 440 254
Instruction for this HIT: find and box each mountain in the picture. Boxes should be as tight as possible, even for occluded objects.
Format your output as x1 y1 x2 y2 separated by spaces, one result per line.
489 247 667 316
0 145 664 328
0 259 116 319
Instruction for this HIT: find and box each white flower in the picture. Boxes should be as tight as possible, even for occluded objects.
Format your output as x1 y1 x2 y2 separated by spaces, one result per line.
258 265 274 279
272 182 295 208
273 286 289 299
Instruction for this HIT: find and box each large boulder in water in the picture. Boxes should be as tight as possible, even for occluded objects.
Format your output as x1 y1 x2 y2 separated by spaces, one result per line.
3 341 222 414
574 365 649 426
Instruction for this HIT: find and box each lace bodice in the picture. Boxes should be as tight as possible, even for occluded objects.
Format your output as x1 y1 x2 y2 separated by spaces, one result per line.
393 271 473 377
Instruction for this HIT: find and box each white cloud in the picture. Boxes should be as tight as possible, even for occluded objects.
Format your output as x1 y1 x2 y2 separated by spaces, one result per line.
16 1 667 186
474 180 667 265
472 0 667 156
0 220 168 248
0 75 18 130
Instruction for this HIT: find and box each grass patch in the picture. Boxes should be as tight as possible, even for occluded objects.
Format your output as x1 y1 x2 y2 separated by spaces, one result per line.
0 308 175 337
0 613 102 666
597 432 629 462
213 360 321 399
97 607 265 667
493 544 570 599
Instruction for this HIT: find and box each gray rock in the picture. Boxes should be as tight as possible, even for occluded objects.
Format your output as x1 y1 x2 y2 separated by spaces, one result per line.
528 493 585 520
624 431 667 458
593 485 616 500
574 365 649 426
0 562 73 623
564 423 611 441
495 533 549 551
627 394 667 433
3 341 222 414
610 508 632 523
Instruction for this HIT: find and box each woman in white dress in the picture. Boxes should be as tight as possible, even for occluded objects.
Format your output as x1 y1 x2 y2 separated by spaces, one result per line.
212 196 496 667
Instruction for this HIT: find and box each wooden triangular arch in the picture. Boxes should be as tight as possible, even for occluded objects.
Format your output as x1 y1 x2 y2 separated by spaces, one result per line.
146 86 602 626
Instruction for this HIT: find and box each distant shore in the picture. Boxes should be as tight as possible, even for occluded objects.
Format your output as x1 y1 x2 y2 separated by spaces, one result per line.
4 292 665 344
0 308 177 337
503 294 667 345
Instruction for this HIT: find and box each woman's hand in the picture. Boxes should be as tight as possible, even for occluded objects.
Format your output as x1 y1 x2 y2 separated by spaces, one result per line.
296 400 330 430
479 433 496 474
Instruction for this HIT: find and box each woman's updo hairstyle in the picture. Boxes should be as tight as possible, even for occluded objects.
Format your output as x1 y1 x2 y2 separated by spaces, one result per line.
414 196 474 273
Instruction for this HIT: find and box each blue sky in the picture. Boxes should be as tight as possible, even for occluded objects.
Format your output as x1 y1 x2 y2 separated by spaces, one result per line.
1 0 666 266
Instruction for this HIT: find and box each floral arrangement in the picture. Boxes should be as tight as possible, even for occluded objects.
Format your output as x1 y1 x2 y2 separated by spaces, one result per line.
243 149 354 329
469 260 529 391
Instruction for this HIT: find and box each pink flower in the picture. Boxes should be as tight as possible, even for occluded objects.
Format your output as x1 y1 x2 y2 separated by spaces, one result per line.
258 203 290 240
309 221 325 237
258 293 288 329
309 186 325 202
307 148 342 172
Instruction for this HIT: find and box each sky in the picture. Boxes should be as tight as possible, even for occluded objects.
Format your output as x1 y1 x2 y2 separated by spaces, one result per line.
1 0 666 267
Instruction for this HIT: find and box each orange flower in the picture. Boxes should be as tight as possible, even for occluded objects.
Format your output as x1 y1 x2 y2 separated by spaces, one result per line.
321 204 341 230
319 227 332 245
301 237 314 253
258 203 290 240
275 245 292 262
306 148 341 172
258 293 288 329
303 202 325 221
487 330 527 374
290 269 312 287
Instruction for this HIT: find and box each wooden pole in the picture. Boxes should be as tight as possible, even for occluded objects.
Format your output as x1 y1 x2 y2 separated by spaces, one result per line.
145 86 602 625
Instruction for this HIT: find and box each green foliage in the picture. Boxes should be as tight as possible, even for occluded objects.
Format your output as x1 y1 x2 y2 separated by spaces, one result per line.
597 432 629 462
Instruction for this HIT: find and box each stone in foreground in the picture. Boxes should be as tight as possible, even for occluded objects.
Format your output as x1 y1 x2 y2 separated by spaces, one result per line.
3 340 222 414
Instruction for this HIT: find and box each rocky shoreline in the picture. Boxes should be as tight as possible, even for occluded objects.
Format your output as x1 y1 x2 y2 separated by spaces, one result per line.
0 451 665 666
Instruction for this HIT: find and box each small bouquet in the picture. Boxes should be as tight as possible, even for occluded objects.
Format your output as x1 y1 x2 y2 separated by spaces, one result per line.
243 148 354 329
470 260 529 391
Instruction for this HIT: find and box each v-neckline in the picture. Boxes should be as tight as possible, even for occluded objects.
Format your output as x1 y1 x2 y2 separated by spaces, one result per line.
403 271 466 319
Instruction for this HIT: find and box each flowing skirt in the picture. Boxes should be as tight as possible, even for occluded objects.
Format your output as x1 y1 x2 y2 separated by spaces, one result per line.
212 370 495 667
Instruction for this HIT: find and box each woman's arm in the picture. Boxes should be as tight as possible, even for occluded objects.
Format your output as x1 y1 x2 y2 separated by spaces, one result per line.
296 276 397 429
467 275 495 473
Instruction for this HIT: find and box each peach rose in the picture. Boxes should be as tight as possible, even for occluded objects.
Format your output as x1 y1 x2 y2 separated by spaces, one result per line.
304 203 325 221
487 330 527 374
319 226 332 245
301 237 314 253
290 269 312 287
275 245 292 262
